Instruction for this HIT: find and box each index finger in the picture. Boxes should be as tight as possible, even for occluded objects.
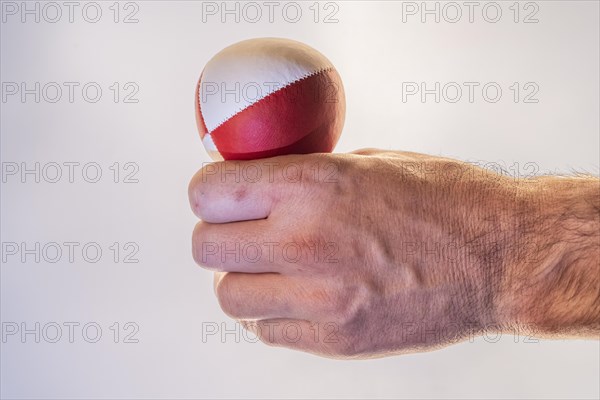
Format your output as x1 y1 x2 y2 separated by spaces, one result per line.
188 157 296 223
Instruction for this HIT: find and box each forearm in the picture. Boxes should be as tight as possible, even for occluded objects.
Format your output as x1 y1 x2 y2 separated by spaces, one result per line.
498 176 600 337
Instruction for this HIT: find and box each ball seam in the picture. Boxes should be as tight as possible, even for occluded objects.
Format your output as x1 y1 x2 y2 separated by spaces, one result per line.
203 66 335 133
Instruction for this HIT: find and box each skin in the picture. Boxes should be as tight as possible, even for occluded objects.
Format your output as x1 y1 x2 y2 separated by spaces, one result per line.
188 149 600 359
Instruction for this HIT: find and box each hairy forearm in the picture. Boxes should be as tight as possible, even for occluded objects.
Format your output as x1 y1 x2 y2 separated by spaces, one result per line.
498 176 600 337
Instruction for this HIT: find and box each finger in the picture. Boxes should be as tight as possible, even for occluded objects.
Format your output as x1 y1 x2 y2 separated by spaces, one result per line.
215 272 338 320
188 159 289 223
193 219 290 273
242 318 351 358
193 219 334 274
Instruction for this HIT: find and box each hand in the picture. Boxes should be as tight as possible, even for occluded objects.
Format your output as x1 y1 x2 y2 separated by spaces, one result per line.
188 149 600 358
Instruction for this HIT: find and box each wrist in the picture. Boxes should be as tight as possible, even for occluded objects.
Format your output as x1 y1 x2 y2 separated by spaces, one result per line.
496 176 600 337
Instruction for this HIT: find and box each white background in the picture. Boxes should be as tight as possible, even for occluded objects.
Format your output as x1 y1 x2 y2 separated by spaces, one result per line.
1 1 599 398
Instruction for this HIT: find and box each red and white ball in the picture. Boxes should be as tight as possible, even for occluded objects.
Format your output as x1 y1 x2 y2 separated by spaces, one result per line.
195 37 345 160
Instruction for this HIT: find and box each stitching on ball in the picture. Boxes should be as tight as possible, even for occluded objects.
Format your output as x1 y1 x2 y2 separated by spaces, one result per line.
208 66 335 133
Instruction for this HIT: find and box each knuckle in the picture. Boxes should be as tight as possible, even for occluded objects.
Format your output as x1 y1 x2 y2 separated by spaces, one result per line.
286 227 338 270
316 156 355 199
332 300 358 328
351 148 379 156
331 282 373 328
284 230 318 268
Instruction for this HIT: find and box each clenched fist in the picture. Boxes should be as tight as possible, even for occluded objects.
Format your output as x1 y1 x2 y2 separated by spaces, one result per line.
188 149 599 359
